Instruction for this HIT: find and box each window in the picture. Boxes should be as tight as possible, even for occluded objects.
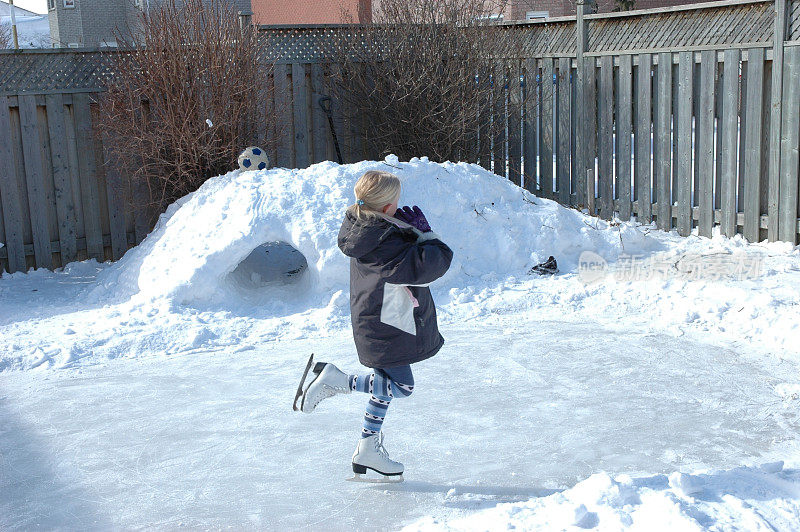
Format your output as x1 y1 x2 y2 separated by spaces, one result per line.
63 0 76 8
48 0 56 9
475 13 504 22
526 11 548 21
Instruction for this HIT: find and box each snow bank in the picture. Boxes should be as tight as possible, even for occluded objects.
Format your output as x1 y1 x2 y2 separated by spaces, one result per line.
406 465 800 531
89 156 655 310
1 156 799 371
1 15 52 48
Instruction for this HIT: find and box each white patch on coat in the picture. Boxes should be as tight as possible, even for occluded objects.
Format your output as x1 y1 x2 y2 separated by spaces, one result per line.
380 283 417 335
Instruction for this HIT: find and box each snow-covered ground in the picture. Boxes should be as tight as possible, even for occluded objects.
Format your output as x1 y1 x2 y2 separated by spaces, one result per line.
1 157 799 529
1 14 51 48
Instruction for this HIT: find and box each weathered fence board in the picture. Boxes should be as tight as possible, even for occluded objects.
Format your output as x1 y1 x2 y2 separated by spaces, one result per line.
714 58 724 214
671 55 680 213
265 71 278 166
72 93 104 262
348 67 364 163
0 96 27 273
328 63 347 164
310 64 328 164
743 47 766 242
576 5 588 206
720 49 741 237
522 59 537 192
635 53 653 224
768 0 789 240
738 53 749 217
479 68 492 172
44 93 78 265
95 107 128 263
492 62 507 180
508 61 523 187
584 56 598 211
697 50 717 237
676 51 694 236
540 58 554 197
655 52 673 231
292 63 310 169
570 59 580 204
598 56 614 220
779 45 800 243
556 57 571 204
18 94 53 270
273 64 293 168
63 96 86 242
617 54 633 221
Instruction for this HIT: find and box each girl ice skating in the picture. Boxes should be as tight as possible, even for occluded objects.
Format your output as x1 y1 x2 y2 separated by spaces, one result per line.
294 170 453 482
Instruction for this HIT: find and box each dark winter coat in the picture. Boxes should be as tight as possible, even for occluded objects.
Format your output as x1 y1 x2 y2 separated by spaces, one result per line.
338 211 453 369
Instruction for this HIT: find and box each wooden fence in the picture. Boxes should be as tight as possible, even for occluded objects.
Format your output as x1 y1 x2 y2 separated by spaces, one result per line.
1 0 800 274
525 0 800 246
0 91 147 274
262 0 800 245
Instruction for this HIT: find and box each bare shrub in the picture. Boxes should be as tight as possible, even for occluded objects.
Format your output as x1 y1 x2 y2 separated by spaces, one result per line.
613 0 636 11
332 0 522 164
98 0 273 221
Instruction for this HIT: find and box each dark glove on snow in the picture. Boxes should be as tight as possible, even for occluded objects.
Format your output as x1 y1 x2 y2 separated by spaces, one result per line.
395 205 432 233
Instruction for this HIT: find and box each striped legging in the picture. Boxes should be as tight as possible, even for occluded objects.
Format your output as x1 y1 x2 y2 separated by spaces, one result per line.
349 365 414 438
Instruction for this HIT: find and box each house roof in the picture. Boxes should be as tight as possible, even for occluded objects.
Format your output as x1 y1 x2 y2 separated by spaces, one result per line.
0 1 41 18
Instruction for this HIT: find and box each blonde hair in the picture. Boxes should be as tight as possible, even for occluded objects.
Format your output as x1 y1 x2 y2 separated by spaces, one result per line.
348 170 401 220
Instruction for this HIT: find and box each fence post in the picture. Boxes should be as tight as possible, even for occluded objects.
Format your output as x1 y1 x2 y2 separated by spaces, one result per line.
767 0 787 241
238 9 254 36
575 0 587 208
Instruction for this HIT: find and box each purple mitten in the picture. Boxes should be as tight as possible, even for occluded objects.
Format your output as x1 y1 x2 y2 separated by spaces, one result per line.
393 207 411 225
395 205 432 233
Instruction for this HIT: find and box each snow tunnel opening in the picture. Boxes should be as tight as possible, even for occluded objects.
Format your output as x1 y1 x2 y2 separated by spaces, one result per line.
227 241 308 290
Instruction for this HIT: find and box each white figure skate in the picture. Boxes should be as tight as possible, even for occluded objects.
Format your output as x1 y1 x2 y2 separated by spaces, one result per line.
348 432 404 483
296 357 351 413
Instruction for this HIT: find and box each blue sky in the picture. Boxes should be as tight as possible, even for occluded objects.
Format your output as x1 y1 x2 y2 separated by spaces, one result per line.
2 0 47 15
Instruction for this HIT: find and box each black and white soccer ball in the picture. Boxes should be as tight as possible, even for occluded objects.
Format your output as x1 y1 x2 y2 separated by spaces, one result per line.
238 146 271 171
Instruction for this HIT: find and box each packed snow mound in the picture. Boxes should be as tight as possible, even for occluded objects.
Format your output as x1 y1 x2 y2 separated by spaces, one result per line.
406 466 800 531
91 156 658 308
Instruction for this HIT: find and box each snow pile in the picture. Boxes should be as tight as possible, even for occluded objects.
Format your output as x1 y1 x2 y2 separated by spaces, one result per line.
1 156 799 372
407 465 800 531
88 155 655 310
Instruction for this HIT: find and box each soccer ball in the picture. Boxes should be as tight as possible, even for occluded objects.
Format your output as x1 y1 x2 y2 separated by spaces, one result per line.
238 146 271 171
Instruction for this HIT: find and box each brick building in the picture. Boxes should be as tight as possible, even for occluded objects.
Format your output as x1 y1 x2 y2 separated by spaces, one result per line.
252 0 371 24
47 0 136 47
48 0 252 48
509 0 711 19
253 0 710 25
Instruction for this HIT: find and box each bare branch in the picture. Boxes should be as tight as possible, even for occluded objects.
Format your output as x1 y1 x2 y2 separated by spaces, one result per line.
97 0 275 225
331 0 523 164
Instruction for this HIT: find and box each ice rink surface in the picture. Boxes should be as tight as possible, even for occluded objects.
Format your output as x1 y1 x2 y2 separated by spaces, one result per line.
2 316 797 530
2 157 799 528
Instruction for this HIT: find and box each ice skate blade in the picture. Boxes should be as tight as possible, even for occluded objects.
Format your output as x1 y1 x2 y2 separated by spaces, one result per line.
292 353 315 412
347 473 404 484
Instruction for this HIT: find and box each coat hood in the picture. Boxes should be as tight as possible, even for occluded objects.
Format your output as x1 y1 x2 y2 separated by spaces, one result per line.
338 211 416 259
